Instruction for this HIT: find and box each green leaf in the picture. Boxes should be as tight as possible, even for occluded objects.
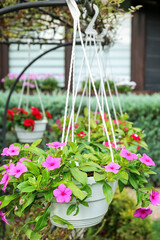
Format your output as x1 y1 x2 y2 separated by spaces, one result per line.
21 193 36 213
17 181 31 191
118 180 125 193
24 146 45 156
31 139 42 147
73 205 79 216
0 194 19 209
94 172 106 182
63 145 68 156
103 182 113 204
34 206 50 232
83 153 99 161
145 170 157 175
44 189 54 202
51 215 73 229
84 107 88 117
129 173 138 190
63 171 71 181
129 168 140 175
70 168 87 185
30 232 42 240
21 186 36 193
23 161 40 176
69 142 78 152
90 119 97 129
41 168 50 186
67 204 76 215
118 171 128 185
136 190 143 206
80 201 89 207
66 181 87 201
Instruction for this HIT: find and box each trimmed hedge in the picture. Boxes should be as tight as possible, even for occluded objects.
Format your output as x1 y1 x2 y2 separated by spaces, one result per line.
0 91 160 185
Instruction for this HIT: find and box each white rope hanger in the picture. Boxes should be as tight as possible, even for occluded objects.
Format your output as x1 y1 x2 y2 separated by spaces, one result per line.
64 0 116 162
18 40 46 120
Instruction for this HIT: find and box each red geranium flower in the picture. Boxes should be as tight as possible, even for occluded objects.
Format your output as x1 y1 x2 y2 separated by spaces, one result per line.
23 119 35 131
31 107 42 119
45 110 52 119
130 133 141 141
7 110 14 121
77 131 86 137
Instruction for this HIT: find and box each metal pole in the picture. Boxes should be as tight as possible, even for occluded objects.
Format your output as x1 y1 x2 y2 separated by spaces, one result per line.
0 0 81 16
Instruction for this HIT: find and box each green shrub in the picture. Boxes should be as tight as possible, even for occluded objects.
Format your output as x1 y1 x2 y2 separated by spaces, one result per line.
85 189 153 240
0 91 160 185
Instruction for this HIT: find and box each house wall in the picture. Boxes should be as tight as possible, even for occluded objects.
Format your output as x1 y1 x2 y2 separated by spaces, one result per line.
9 15 131 89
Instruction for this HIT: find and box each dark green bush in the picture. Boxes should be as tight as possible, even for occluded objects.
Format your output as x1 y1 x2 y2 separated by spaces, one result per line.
0 91 160 185
85 189 153 240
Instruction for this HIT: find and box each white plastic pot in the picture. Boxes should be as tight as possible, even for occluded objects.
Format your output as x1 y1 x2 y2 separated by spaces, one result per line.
15 119 48 143
50 177 117 229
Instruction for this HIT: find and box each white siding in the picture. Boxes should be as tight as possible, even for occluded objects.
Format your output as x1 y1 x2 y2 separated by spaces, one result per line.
9 44 65 87
9 14 131 87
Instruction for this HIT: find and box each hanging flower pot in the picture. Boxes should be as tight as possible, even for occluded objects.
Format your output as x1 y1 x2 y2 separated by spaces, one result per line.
15 118 48 143
50 177 117 228
7 107 52 143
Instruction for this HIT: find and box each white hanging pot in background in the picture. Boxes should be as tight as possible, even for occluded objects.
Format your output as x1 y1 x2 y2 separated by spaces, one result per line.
50 177 117 229
15 119 48 143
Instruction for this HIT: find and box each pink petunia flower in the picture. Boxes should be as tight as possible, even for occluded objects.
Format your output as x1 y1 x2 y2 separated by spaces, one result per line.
139 153 155 166
0 202 9 225
9 162 28 178
1 147 9 156
2 163 15 175
42 156 61 171
104 142 115 148
19 158 31 162
53 184 72 203
46 142 66 149
149 190 160 206
7 144 19 156
104 162 121 174
0 174 10 192
134 208 152 219
120 149 137 161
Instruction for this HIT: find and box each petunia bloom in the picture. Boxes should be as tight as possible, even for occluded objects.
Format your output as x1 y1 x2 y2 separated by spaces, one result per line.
42 156 61 171
9 162 28 178
1 147 9 156
104 142 115 148
45 110 52 119
134 208 152 219
31 106 42 119
46 142 66 149
77 131 87 137
149 190 160 206
23 119 35 131
120 149 137 161
19 158 31 162
0 202 9 225
104 162 121 174
0 174 10 192
139 153 155 166
2 163 15 175
130 133 141 141
7 144 19 156
53 184 72 203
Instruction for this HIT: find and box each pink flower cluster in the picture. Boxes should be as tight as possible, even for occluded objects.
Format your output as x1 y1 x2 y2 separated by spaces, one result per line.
104 162 121 174
0 201 9 225
53 184 72 203
42 156 61 171
0 147 28 191
104 142 115 148
120 149 137 161
46 141 66 149
1 144 19 156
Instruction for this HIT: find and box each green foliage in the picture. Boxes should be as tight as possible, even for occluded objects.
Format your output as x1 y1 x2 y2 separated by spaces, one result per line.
0 91 160 186
81 80 132 94
39 77 58 91
85 189 153 240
